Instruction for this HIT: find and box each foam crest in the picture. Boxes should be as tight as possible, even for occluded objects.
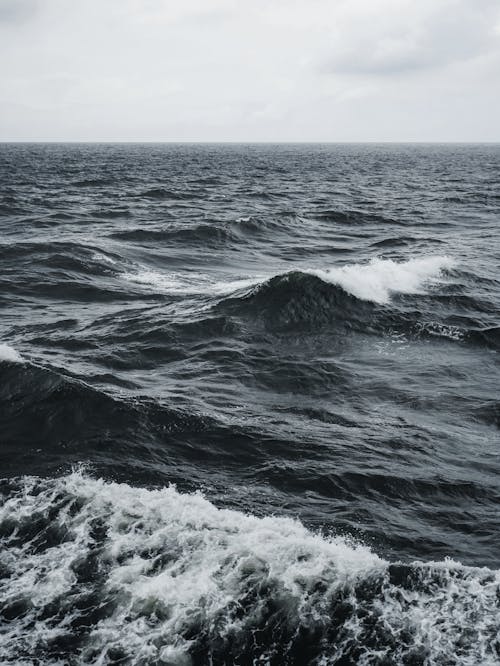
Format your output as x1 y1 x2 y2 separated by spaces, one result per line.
124 256 455 306
0 343 23 363
309 256 456 304
124 268 261 296
0 472 498 664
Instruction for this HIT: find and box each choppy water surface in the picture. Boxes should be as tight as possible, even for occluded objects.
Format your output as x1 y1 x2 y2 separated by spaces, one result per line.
0 143 499 664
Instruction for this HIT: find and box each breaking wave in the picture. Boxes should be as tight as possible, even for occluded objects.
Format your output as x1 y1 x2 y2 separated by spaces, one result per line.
120 256 490 343
123 269 262 297
306 256 455 304
216 257 456 335
220 271 377 332
0 472 498 665
0 343 23 363
124 257 455 304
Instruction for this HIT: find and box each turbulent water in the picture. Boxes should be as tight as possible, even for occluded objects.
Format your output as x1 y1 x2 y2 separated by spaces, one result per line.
0 143 499 665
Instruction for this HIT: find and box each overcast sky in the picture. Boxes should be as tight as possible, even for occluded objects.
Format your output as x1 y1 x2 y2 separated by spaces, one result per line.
1 0 499 141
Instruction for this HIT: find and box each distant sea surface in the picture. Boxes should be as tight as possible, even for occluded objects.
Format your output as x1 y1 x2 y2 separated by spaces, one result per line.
0 143 499 665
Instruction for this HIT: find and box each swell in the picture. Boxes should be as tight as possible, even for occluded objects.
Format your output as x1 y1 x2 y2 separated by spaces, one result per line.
0 360 237 477
109 212 402 249
467 326 500 350
370 235 445 248
84 310 241 350
0 241 121 276
131 187 191 200
473 400 500 428
231 213 304 235
109 215 307 246
219 271 379 332
0 359 298 484
72 177 116 187
109 224 239 245
0 194 30 216
3 355 495 508
301 208 401 226
0 471 498 665
0 277 156 304
0 241 168 303
215 261 496 348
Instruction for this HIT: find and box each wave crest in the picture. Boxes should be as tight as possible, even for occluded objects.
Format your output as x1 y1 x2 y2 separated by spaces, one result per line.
0 472 498 665
307 255 455 304
0 343 23 363
215 256 456 333
221 271 375 331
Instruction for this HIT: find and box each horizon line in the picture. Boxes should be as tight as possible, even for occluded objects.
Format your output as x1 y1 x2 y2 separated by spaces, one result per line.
1 139 499 145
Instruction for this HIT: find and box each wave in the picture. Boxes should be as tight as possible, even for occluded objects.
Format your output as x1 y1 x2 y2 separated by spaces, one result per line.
215 257 455 335
91 207 131 219
0 251 449 313
232 213 302 234
48 211 74 220
126 257 454 305
132 187 189 200
0 361 205 446
301 208 399 226
110 215 314 249
306 256 455 304
110 224 238 245
370 235 418 248
473 401 500 429
0 471 498 665
72 178 115 187
414 320 465 342
0 241 121 276
220 271 377 332
123 269 261 297
0 195 28 216
0 242 155 303
0 361 273 480
469 326 500 351
0 343 23 363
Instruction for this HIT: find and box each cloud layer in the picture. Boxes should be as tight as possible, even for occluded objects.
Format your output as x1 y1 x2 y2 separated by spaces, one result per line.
320 0 499 75
0 0 499 140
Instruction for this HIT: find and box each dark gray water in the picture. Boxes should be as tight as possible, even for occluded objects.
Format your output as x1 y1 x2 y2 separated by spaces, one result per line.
0 143 499 664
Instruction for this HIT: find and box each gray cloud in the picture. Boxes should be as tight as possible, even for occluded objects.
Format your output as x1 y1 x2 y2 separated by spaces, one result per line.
0 0 38 23
321 0 500 76
0 0 499 141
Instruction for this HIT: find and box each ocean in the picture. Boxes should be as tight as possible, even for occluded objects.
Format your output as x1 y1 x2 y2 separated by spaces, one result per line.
0 143 499 664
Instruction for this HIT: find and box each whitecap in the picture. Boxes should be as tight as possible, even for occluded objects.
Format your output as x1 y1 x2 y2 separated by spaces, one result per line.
0 471 498 665
123 268 262 296
308 255 456 304
0 342 23 363
122 256 456 306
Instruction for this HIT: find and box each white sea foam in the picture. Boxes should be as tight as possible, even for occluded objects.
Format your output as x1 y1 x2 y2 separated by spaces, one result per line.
124 268 262 296
0 342 23 363
123 256 455 306
0 472 498 665
416 320 465 341
308 255 456 304
92 251 117 265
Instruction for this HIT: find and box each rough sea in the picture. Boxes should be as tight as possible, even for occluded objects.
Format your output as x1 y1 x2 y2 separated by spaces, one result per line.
0 143 499 665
